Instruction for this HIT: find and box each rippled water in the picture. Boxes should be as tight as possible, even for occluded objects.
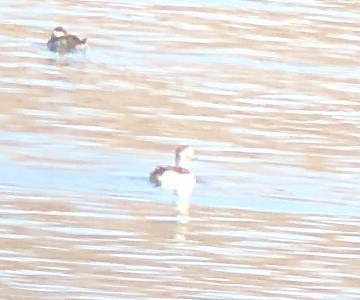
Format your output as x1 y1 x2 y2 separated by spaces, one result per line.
1 0 360 299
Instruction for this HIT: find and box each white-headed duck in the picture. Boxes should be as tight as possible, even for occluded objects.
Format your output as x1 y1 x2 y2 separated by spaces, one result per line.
150 145 196 192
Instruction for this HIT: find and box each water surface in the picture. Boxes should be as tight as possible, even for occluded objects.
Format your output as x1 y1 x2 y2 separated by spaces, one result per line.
0 0 360 299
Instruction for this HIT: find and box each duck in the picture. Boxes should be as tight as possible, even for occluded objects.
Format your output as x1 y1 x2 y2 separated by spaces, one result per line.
47 26 87 53
150 145 196 194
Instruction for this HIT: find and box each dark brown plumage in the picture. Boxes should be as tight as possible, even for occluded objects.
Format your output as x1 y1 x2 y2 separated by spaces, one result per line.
149 166 191 186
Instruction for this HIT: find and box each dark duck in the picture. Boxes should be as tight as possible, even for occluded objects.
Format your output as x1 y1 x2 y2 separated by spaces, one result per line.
47 26 87 53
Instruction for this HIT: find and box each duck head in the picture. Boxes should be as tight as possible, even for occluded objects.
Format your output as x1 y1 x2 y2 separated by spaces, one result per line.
175 146 196 170
50 26 68 39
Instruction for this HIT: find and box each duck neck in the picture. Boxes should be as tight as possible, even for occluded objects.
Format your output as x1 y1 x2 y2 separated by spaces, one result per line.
176 158 192 170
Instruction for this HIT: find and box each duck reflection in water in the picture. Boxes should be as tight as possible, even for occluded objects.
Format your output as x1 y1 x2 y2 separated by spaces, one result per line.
47 26 87 53
150 145 196 219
